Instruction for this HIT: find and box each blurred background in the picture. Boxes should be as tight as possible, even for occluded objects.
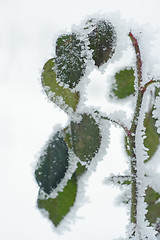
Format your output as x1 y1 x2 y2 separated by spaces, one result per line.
0 0 160 239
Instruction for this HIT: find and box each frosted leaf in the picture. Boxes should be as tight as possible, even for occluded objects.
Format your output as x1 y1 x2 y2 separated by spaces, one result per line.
38 148 79 200
55 33 87 89
35 132 69 195
37 174 77 227
145 168 160 194
86 19 117 67
71 113 101 164
41 58 80 113
153 93 160 134
112 68 135 99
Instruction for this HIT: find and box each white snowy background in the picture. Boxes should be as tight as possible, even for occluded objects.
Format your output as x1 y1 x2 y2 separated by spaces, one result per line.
0 0 160 239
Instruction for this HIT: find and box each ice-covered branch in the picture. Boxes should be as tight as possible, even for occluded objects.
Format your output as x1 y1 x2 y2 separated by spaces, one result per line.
104 174 131 186
100 115 131 136
127 32 158 239
94 109 131 136
128 32 144 233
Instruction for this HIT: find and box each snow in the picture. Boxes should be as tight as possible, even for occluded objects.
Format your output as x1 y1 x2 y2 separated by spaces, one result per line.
1 1 160 240
31 14 160 240
68 12 160 239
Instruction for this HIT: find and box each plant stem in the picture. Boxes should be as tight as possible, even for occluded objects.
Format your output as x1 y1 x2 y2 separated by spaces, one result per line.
128 32 145 234
100 115 131 136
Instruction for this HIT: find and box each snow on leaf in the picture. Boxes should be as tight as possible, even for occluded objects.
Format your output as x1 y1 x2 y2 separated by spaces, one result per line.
153 91 160 134
71 113 101 164
144 108 160 162
146 201 160 226
37 174 77 227
125 108 160 163
41 58 80 112
145 187 160 205
144 170 160 226
35 132 69 195
55 33 86 89
87 19 117 67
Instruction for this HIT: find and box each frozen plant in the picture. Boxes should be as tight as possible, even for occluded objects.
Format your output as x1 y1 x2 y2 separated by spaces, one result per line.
35 14 160 239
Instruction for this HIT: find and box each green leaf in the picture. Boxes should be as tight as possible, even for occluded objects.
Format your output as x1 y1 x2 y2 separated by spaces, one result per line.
75 162 87 177
145 187 160 205
41 58 79 112
144 109 160 162
125 108 160 162
62 126 72 149
112 68 135 99
55 33 86 89
87 19 116 67
145 187 160 225
146 203 160 225
63 127 87 177
35 132 69 195
155 86 160 97
37 174 77 227
71 114 101 163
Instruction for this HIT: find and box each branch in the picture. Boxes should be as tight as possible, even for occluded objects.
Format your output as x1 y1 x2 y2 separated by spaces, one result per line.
129 32 144 135
129 32 160 93
100 114 131 136
129 31 143 86
106 174 131 186
128 31 145 230
143 79 160 92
